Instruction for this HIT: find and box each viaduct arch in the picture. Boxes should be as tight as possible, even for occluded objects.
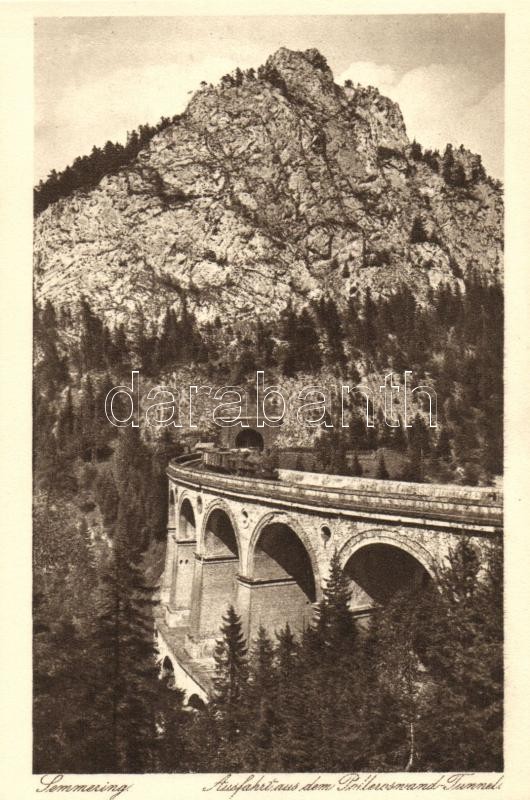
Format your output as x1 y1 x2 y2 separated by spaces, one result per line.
240 512 320 640
158 458 502 687
339 533 434 611
188 504 241 649
178 497 196 540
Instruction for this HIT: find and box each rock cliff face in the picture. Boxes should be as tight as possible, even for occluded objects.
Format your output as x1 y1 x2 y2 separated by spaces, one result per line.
34 47 503 329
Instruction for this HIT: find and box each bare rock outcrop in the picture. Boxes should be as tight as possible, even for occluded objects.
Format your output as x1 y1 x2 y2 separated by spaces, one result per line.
34 47 503 330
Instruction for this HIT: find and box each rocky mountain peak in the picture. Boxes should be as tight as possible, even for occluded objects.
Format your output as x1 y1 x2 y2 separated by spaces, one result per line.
34 48 503 333
263 47 336 106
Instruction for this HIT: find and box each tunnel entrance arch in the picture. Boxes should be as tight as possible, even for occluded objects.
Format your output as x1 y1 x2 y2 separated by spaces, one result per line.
342 540 432 611
235 428 264 451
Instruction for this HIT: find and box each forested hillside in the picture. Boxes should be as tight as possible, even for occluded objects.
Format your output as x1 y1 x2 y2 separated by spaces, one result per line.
33 273 503 771
35 267 503 488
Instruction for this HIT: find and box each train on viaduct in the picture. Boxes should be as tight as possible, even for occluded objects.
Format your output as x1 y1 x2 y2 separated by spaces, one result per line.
155 432 502 701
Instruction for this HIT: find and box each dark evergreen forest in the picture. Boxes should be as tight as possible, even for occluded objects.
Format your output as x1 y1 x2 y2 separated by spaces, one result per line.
35 271 503 485
34 116 179 216
33 275 503 773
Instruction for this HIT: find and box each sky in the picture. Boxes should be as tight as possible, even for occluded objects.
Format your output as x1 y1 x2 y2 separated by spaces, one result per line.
34 14 504 182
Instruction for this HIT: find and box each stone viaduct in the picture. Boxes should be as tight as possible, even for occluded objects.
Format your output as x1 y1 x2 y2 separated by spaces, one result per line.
156 452 502 698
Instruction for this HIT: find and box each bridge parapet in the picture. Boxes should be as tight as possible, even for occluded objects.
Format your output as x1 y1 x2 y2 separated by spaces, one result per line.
167 460 502 531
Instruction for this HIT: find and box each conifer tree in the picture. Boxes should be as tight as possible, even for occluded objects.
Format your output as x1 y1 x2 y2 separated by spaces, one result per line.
300 551 365 771
435 426 452 460
442 143 455 184
157 308 181 368
410 216 428 244
351 451 363 476
247 626 275 703
401 447 424 483
245 626 277 769
349 406 369 452
255 318 276 367
294 453 305 471
320 297 346 367
56 387 77 458
33 392 57 492
150 687 191 772
33 496 101 772
334 436 350 476
410 140 423 161
95 469 119 526
315 549 356 654
79 298 106 373
79 374 98 462
274 626 323 771
268 624 299 769
211 605 249 767
91 501 165 772
376 452 389 479
391 415 408 452
377 407 393 447
470 155 486 184
282 307 322 376
409 413 431 456
112 427 159 549
112 324 130 371
35 301 69 392
367 590 426 770
453 162 467 188
362 287 377 350
413 540 503 770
